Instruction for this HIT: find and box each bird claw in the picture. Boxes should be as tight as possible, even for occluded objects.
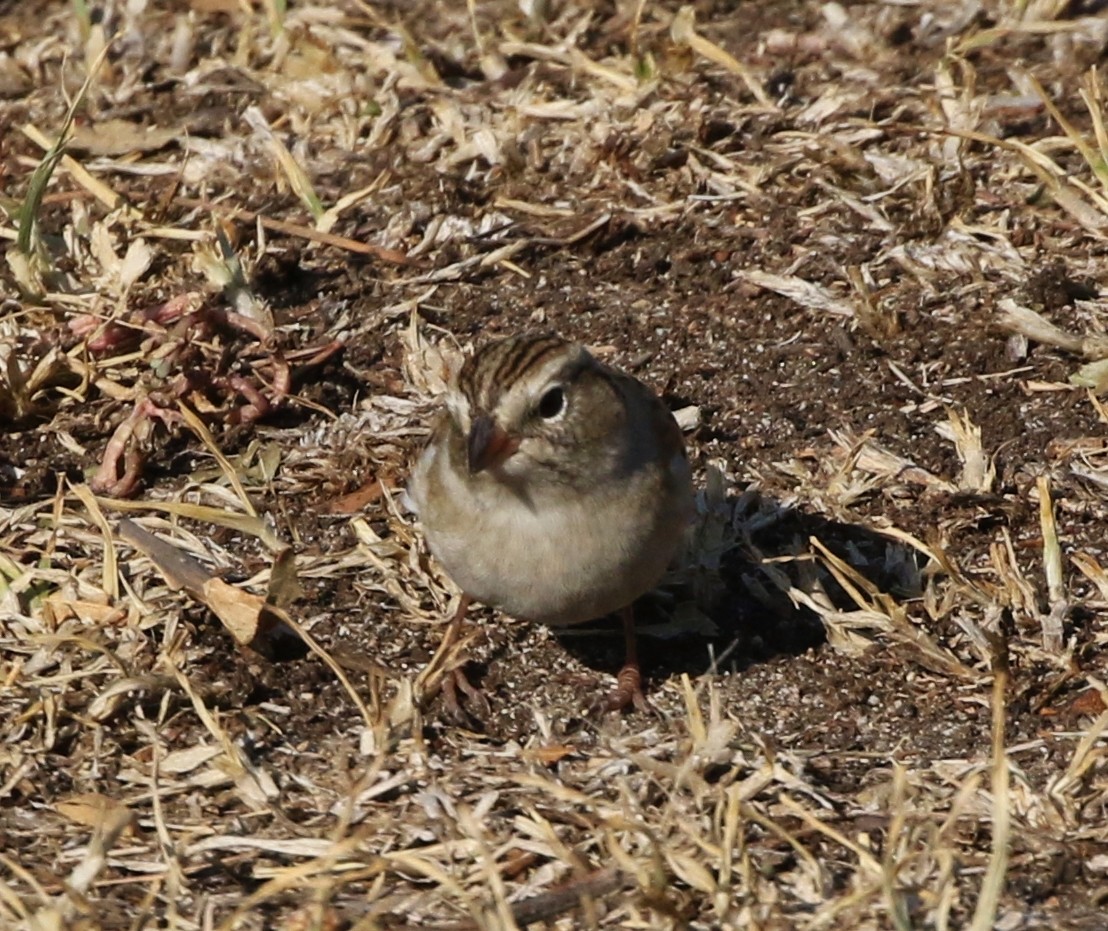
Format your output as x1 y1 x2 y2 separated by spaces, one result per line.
441 665 491 724
593 663 653 715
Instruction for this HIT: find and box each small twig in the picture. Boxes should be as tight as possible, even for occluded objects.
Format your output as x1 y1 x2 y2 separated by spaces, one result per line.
1036 475 1068 653
173 197 419 265
384 867 628 930
968 663 1011 931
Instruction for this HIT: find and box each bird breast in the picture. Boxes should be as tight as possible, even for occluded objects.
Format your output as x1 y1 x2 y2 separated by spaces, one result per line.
411 443 690 627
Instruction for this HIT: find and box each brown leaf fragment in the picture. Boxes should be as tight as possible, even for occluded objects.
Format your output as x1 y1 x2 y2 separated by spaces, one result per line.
266 544 303 609
69 119 180 156
188 0 243 10
523 744 577 766
42 594 118 626
282 905 342 931
117 518 211 593
1041 689 1107 719
55 793 134 836
0 53 31 99
117 519 303 658
201 576 269 647
326 477 393 514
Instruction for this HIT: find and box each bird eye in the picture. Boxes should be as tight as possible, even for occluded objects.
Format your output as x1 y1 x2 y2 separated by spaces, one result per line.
536 386 565 419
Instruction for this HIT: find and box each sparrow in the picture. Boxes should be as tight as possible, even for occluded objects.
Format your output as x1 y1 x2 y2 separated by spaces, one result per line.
407 332 693 712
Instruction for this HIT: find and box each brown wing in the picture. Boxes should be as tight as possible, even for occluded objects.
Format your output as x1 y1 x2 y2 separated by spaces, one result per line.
609 368 686 456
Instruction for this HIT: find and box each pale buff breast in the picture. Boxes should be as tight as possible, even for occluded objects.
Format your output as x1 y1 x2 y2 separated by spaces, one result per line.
409 443 691 626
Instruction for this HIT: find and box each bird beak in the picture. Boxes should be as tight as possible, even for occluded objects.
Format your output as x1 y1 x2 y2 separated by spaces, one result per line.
467 415 518 473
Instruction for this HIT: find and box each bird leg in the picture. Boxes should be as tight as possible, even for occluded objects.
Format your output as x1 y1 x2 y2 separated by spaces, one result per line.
603 605 650 713
418 594 490 721
442 660 489 721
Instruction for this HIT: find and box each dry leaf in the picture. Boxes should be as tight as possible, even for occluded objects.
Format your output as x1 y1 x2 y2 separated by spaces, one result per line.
70 119 179 156
55 793 134 835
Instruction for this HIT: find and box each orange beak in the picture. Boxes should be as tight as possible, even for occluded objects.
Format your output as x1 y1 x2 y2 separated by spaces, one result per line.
467 415 519 473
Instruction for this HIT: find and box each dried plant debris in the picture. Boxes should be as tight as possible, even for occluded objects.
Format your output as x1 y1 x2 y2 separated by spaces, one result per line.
2 0 1108 928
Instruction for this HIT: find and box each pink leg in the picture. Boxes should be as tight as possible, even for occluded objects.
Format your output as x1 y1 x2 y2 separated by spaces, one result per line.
604 605 650 713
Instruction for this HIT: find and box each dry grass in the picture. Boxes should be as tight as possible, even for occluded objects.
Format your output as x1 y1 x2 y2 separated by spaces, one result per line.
2 1 1108 928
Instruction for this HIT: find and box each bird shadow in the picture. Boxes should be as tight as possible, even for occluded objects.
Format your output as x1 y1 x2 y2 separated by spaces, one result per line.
553 488 927 689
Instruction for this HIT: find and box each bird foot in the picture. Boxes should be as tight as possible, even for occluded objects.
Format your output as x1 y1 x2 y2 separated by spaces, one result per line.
441 664 491 724
595 663 652 715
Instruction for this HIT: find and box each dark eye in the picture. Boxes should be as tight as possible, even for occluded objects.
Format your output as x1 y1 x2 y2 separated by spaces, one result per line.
537 386 565 419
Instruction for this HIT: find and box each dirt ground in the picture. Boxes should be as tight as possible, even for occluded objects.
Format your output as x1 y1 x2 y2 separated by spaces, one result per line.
2 0 1108 928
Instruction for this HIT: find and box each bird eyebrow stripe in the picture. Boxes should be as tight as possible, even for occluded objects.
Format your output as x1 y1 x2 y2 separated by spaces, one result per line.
461 335 567 408
494 336 564 389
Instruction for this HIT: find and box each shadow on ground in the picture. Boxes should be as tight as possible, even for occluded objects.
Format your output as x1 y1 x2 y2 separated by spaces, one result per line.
553 490 926 688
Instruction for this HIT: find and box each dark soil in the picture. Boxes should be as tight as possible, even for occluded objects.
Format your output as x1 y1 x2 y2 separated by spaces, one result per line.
2 1 1107 928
